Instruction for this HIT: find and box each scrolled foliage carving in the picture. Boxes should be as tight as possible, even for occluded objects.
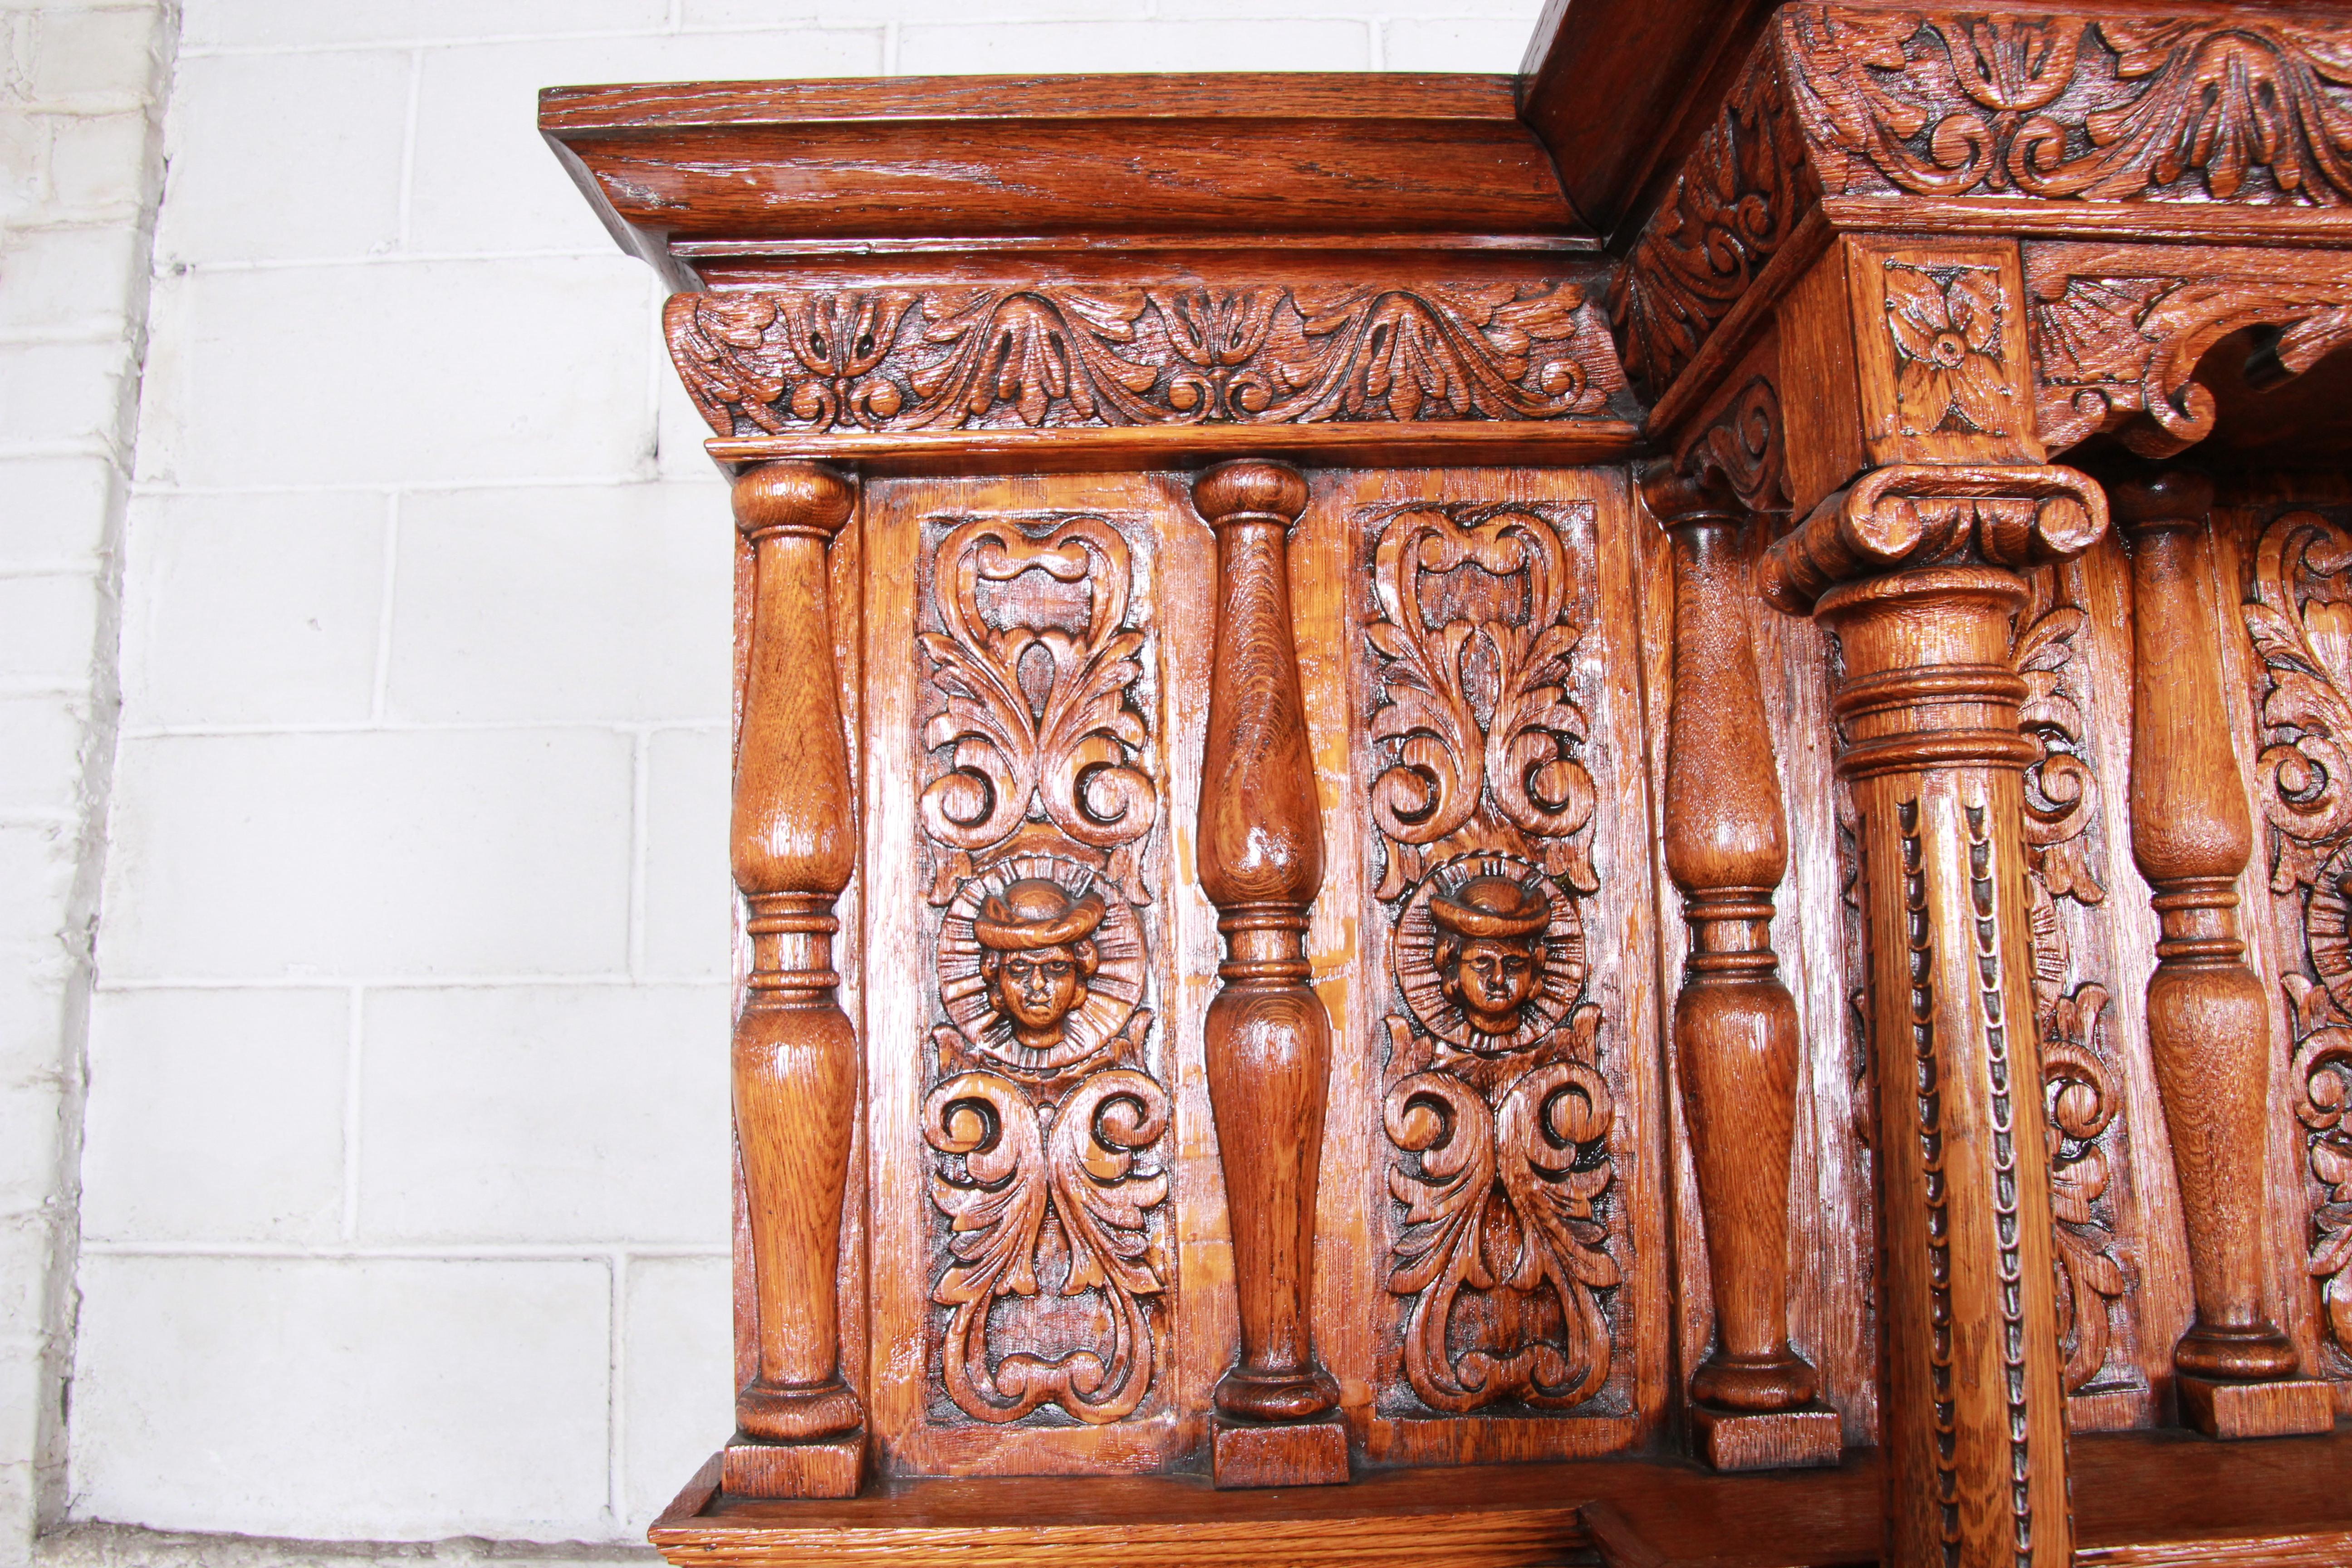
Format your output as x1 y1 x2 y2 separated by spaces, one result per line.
1362 500 1623 1418
1785 7 2352 205
666 282 1625 438
2244 510 2352 1367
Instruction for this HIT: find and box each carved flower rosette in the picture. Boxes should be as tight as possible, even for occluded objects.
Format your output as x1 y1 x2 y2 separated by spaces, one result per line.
914 512 1176 1426
1360 500 1624 1418
2244 510 2352 1369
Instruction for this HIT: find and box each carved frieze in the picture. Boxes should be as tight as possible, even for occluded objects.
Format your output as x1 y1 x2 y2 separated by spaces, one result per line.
913 513 1174 1425
1362 500 1624 1418
1784 9 2352 206
2243 510 2352 1373
666 283 1627 439
1612 47 1816 402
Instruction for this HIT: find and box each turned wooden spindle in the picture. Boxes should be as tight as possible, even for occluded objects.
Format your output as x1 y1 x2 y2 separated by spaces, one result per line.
727 461 865 1497
1643 466 1835 1472
1190 459 1348 1489
1762 464 2104 1568
2112 471 2335 1440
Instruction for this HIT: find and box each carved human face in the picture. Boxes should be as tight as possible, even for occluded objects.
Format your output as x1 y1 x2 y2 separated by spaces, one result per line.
1441 934 1542 1037
984 940 1093 1048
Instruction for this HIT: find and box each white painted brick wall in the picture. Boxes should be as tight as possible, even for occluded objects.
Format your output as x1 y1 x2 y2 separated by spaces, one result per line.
31 0 1544 1554
0 2 172 1562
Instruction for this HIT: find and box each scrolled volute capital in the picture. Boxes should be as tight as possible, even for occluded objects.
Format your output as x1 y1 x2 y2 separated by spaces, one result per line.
1636 456 1743 532
1759 464 2107 616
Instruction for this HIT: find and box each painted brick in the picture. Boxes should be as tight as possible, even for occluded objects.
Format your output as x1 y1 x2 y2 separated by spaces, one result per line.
181 0 671 50
0 456 122 567
119 490 387 727
0 113 46 230
131 259 656 489
621 1255 731 1530
894 18 1373 74
69 1255 612 1539
385 482 730 725
0 340 132 454
640 726 727 981
80 989 348 1244
0 1067 64 1215
0 965 72 1091
1382 14 1539 70
0 573 101 685
27 8 161 102
0 824 77 949
155 50 409 267
652 372 727 485
44 111 152 214
691 0 1134 21
0 697 87 816
97 729 633 980
359 985 729 1244
1163 0 1539 19
0 223 145 336
406 29 886 257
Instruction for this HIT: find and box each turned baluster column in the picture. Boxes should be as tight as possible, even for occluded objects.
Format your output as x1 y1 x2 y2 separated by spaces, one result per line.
2113 471 2334 1439
726 461 865 1498
1762 465 2105 1568
1191 459 1348 1489
1642 465 1837 1472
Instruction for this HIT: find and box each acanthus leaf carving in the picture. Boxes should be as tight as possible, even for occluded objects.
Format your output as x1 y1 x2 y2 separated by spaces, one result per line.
1784 7 2352 206
2245 510 2352 1368
667 282 1625 439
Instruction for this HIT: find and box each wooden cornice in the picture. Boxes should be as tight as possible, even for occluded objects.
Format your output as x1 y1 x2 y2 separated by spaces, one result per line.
539 73 1592 272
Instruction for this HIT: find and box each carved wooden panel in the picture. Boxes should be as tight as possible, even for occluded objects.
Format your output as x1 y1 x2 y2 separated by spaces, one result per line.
862 475 1215 1475
1333 469 1669 1465
2223 487 2352 1410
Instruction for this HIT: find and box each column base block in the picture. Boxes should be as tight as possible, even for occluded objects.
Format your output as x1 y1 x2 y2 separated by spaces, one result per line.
722 1429 866 1498
2177 1375 2337 1440
1210 1412 1350 1490
1690 1402 1843 1472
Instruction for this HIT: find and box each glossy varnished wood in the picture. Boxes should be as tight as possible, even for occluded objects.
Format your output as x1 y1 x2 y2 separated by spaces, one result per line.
653 1426 2352 1568
1643 464 1833 1470
2113 470 2336 1437
726 463 867 1494
1191 461 1348 1486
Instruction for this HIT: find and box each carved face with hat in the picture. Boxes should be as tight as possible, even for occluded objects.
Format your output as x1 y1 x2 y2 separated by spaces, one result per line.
974 877 1107 1052
1430 873 1550 1039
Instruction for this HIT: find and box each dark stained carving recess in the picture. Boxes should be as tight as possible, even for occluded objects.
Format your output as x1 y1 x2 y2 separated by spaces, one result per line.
1361 500 1624 1417
666 283 1627 437
914 512 1173 1426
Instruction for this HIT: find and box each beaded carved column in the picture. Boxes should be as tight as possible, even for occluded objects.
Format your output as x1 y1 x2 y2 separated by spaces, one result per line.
1191 460 1348 1490
727 462 866 1498
1761 465 2102 1568
1765 234 2105 1568
2113 472 2336 1440
1642 465 1837 1473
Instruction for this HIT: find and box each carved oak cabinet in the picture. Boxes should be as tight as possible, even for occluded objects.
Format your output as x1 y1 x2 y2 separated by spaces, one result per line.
542 4 2352 1563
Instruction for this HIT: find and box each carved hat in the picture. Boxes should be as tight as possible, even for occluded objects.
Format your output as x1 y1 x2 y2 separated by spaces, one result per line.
973 877 1108 951
1429 874 1550 940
